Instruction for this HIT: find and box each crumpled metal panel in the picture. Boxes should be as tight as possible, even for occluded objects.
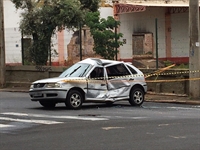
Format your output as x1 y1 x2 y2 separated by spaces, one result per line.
105 79 131 100
86 80 107 99
107 79 130 90
86 79 131 101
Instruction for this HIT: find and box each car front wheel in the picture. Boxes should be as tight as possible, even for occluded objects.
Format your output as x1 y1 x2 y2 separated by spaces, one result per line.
39 101 56 108
105 101 114 106
66 90 83 109
129 88 144 106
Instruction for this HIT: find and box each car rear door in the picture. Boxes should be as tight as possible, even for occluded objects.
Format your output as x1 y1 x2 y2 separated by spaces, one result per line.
104 63 132 100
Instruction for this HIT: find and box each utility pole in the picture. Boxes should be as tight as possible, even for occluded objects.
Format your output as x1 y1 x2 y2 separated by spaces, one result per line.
79 22 82 61
0 0 6 88
114 20 117 60
155 18 158 69
189 0 200 98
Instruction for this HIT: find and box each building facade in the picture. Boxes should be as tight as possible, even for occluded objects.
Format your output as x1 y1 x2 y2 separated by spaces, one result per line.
115 0 199 64
4 0 196 65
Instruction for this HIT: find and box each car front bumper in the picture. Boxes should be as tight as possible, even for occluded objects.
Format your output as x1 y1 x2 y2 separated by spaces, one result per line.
29 89 68 102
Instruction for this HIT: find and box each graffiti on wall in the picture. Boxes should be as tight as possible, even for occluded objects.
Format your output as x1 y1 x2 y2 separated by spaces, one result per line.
35 66 52 72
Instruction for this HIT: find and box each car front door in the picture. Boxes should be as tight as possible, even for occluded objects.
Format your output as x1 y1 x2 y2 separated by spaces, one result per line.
86 66 107 101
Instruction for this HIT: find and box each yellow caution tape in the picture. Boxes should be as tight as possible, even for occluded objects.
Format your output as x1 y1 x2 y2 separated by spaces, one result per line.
146 77 200 83
60 68 200 83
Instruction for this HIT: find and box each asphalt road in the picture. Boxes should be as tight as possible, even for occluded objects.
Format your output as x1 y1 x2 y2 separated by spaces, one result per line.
0 91 200 150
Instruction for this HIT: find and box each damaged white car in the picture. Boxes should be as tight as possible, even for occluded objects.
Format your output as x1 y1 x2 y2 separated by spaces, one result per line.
29 58 147 109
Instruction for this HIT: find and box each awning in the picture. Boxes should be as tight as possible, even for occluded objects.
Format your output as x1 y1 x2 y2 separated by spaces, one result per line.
125 2 191 7
114 1 193 14
114 4 146 14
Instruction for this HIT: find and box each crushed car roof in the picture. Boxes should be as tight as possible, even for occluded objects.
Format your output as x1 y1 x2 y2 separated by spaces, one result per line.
78 58 125 66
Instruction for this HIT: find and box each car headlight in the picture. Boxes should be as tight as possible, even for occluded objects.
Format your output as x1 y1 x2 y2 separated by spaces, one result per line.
45 83 62 88
30 84 34 89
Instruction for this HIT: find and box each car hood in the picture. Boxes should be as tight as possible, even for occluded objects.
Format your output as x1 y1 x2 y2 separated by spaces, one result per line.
32 77 87 84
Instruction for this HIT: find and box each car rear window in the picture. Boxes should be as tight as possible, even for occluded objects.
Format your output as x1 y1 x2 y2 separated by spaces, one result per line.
126 65 137 74
106 63 131 78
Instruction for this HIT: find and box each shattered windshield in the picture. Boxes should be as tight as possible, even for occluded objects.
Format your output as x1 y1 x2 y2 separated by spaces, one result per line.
59 63 91 77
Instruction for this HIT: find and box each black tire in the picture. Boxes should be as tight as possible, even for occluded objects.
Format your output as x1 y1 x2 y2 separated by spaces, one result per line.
39 101 56 108
66 90 83 109
105 101 114 106
129 88 144 106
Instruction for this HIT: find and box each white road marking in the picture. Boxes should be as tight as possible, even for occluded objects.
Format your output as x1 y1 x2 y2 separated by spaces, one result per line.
158 124 169 126
102 115 147 120
0 117 63 125
146 132 155 135
169 135 186 139
0 124 15 128
1 112 109 121
102 127 125 130
167 107 200 110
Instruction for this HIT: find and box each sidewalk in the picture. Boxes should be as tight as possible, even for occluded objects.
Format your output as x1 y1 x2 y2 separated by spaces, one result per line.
1 87 200 105
145 92 200 105
0 87 29 93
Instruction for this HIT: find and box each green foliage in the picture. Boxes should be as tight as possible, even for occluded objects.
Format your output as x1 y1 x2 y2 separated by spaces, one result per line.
85 11 123 60
163 60 173 67
11 0 100 65
163 60 189 68
80 0 100 12
177 63 189 69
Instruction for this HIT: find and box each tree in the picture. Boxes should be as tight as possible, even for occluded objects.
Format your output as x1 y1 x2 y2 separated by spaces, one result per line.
80 0 99 12
85 11 123 60
11 0 100 65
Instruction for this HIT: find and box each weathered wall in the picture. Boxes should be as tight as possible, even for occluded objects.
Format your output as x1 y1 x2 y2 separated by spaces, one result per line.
118 4 196 63
4 0 22 64
5 66 67 87
5 27 22 64
142 69 189 94
3 66 189 95
119 7 166 59
171 12 189 57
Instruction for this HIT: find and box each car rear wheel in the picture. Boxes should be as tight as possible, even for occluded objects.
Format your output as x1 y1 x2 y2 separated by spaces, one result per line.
129 88 144 106
66 90 83 109
39 101 56 108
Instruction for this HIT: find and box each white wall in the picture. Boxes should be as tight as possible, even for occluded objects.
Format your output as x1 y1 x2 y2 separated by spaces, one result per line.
4 0 22 64
4 28 22 64
4 0 22 28
171 12 189 57
99 7 113 19
119 7 166 59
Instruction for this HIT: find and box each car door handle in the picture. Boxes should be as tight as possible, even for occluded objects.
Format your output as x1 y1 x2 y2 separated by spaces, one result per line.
129 78 134 81
101 84 106 86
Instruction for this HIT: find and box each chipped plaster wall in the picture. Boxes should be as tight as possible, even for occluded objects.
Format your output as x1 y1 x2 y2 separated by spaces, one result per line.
119 7 166 59
171 12 189 57
66 7 113 64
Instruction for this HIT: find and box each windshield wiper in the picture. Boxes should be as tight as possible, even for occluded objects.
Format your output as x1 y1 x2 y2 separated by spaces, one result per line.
69 66 81 76
79 65 90 77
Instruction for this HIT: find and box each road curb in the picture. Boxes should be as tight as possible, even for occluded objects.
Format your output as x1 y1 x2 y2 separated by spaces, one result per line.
0 88 29 93
145 99 200 105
